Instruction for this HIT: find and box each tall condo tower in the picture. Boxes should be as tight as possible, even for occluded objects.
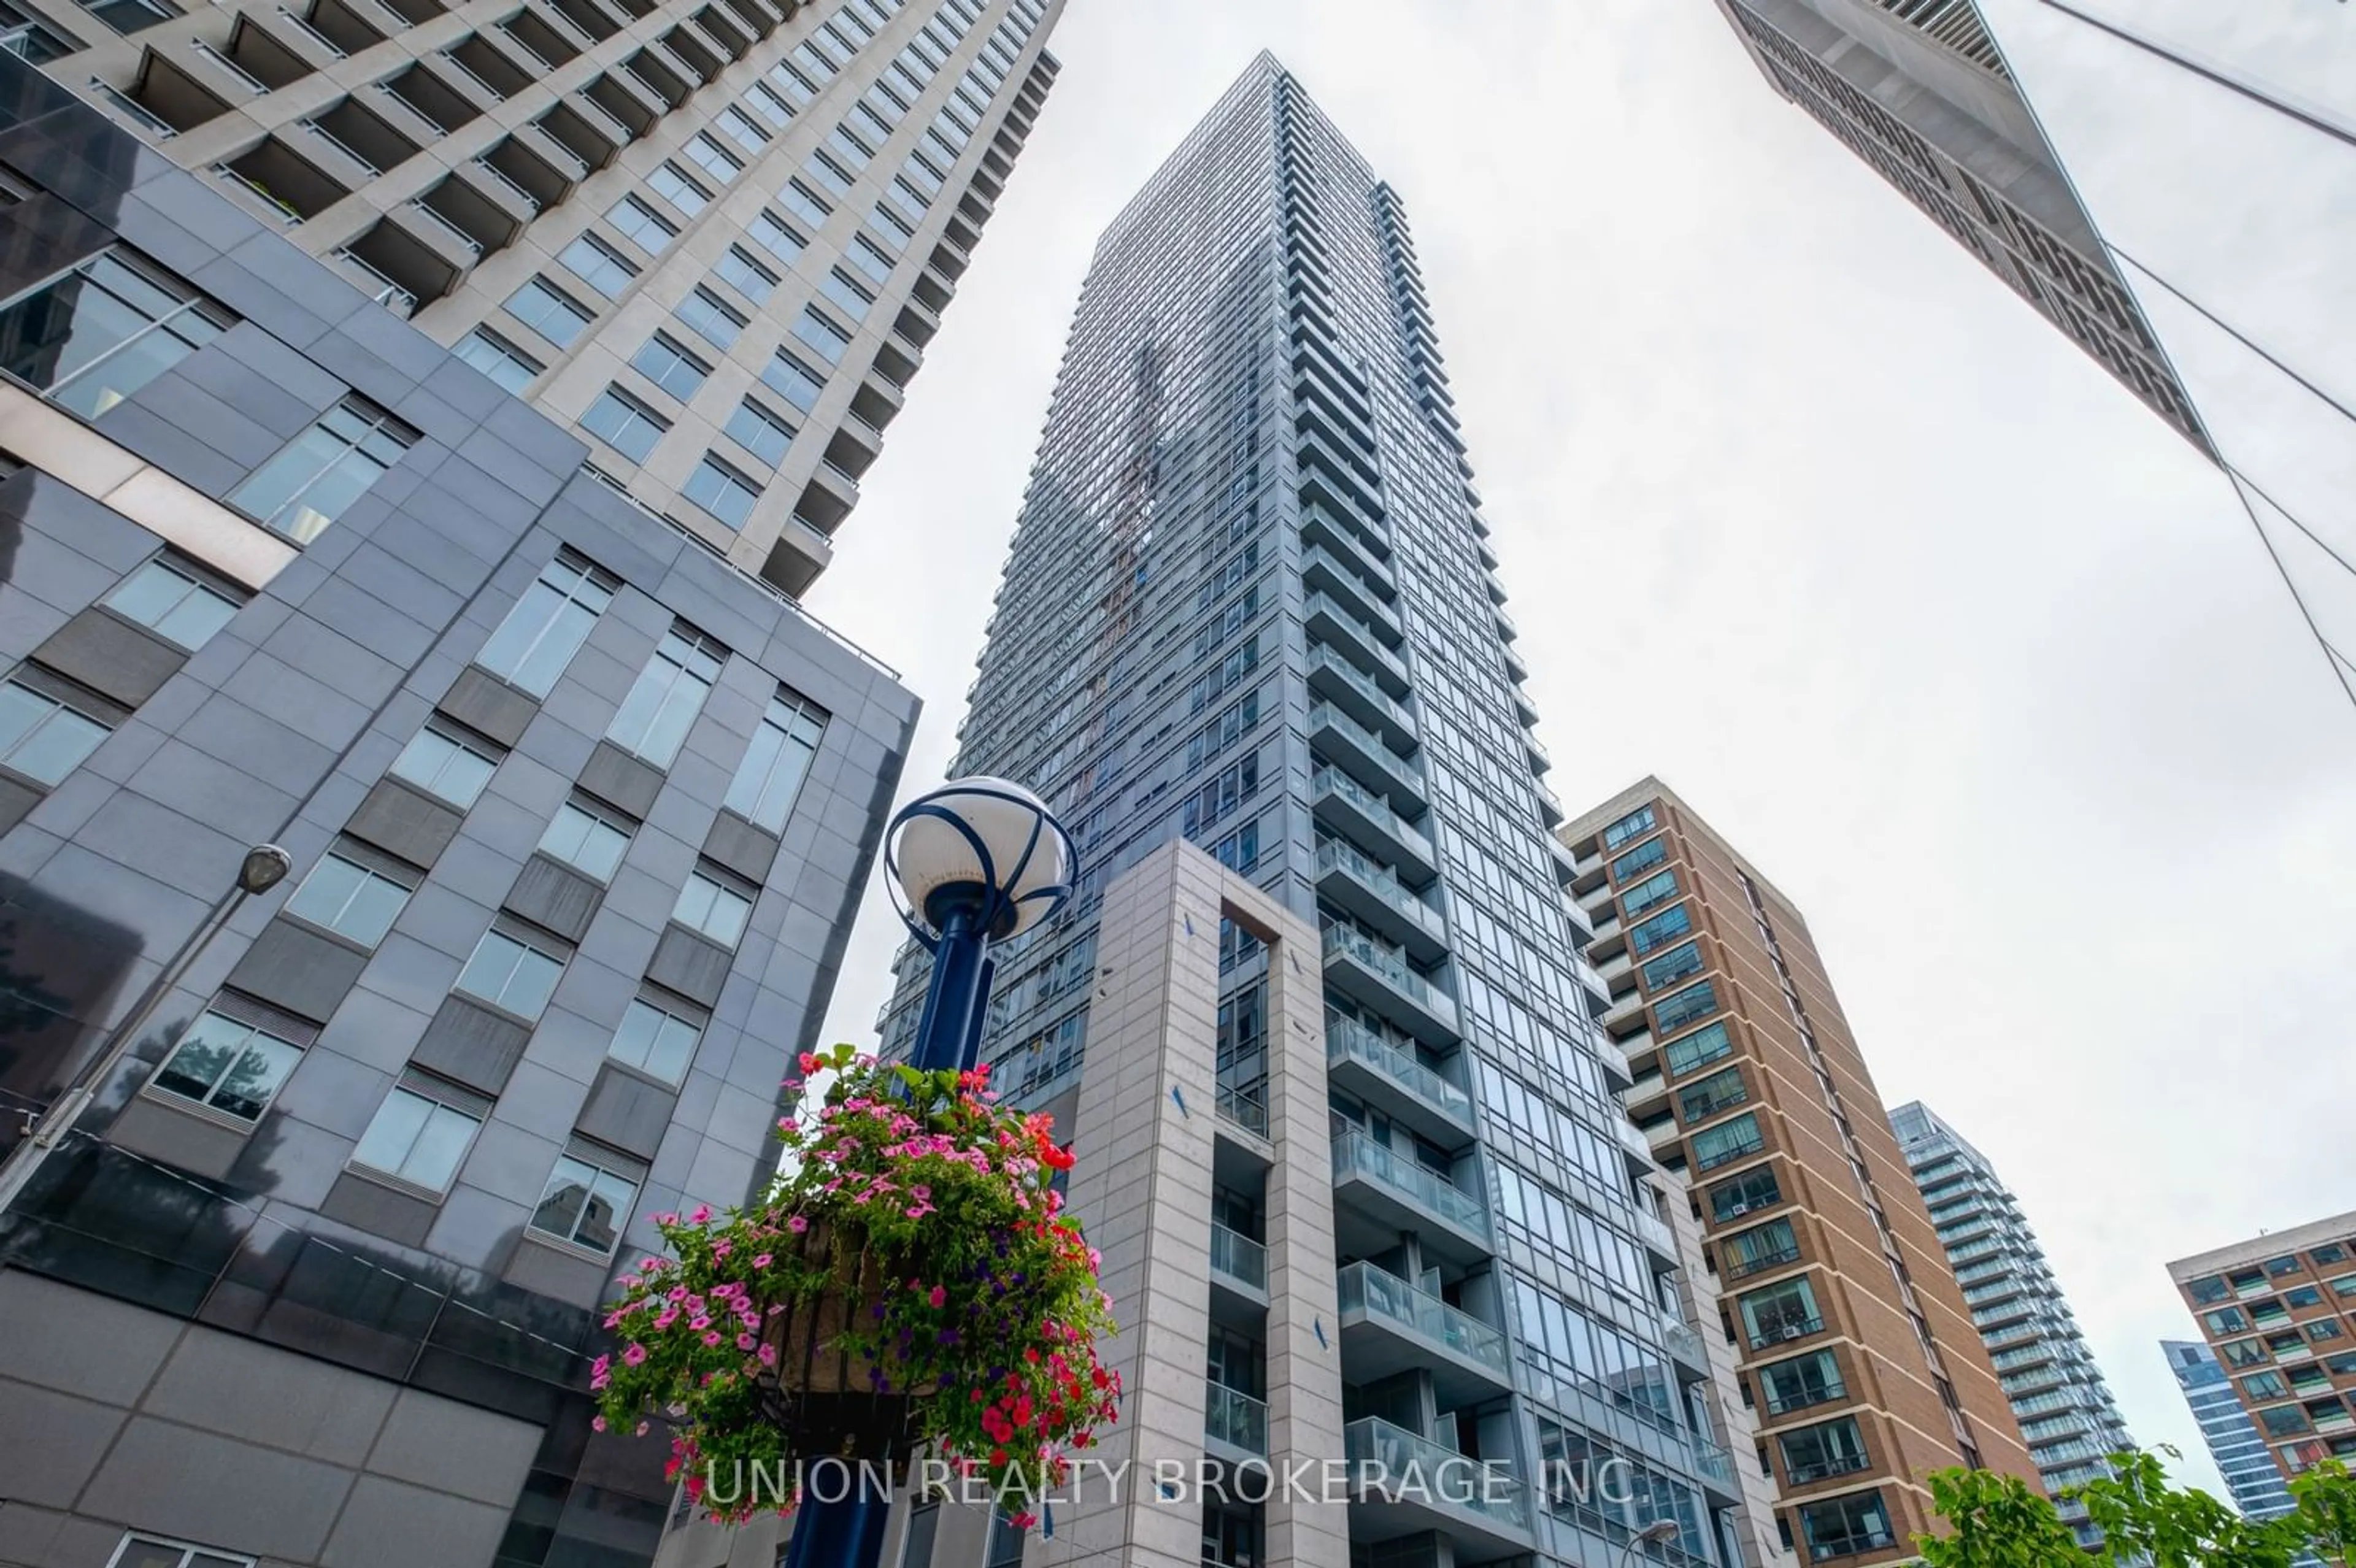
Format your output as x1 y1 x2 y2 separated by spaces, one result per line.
7 0 1061 593
1562 780 2041 1568
874 53 1763 1568
1890 1101 2135 1548
1704 0 2206 455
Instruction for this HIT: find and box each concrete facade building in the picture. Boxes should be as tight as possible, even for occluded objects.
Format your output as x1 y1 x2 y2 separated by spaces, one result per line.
2162 1339 2300 1523
2 0 1060 595
1561 780 2039 1568
867 53 1758 1568
1889 1101 2134 1548
1704 0 2207 456
2168 1212 2356 1491
0 60 917 1567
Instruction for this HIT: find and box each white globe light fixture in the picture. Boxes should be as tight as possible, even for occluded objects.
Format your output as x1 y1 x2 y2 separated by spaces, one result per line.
887 776 1074 947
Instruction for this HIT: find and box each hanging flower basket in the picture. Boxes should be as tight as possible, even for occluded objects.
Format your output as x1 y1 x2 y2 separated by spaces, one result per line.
590 1043 1122 1528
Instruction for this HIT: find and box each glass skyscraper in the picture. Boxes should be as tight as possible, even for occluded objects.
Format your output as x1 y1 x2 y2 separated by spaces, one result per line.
880 51 1752 1568
2165 1339 2300 1522
1890 1101 2135 1549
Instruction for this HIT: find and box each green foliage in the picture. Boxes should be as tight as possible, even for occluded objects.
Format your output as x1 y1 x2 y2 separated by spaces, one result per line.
590 1044 1120 1528
1917 1449 2356 1568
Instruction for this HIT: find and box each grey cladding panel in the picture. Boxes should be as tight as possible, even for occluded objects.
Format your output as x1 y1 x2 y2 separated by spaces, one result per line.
645 926 731 1009
345 778 464 867
407 996 533 1097
223 918 370 1024
701 810 779 886
578 740 663 820
441 665 539 750
107 1095 250 1182
574 1062 677 1161
318 1169 439 1249
506 855 604 943
0 774 40 835
30 610 188 710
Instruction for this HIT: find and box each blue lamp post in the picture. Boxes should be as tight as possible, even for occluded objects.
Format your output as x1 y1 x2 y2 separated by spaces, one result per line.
783 777 1074 1568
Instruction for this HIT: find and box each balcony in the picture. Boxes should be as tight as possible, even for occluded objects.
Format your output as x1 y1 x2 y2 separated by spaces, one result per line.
399 190 487 268
1214 1083 1268 1140
1331 1130 1489 1265
1209 1223 1268 1316
1316 839 1444 961
796 463 859 534
501 7 580 67
1308 647 1418 751
1325 1015 1471 1143
328 248 417 315
1747 1313 1826 1352
1632 1205 1676 1262
1724 1243 1804 1283
1301 542 1396 635
582 71 658 138
377 63 479 134
220 136 349 224
222 14 316 88
125 51 232 136
1298 481 1388 567
1311 767 1434 884
1343 1418 1529 1562
535 101 620 171
342 215 456 313
1304 593 1409 693
468 144 557 220
1591 1030 1634 1091
1663 1319 1707 1374
444 34 531 101
1323 924 1457 1046
1525 732 1553 774
1337 1262 1510 1404
1205 1384 1266 1461
303 96 420 178
543 0 622 39
1693 1440 1741 1498
1300 505 1394 593
758 514 831 599
1311 703 1425 816
302 0 388 54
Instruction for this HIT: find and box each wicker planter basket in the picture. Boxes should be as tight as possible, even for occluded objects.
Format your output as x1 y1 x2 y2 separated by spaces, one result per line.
755 1226 926 1479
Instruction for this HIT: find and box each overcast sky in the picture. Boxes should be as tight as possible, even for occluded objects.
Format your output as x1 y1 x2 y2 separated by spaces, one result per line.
803 0 2356 1501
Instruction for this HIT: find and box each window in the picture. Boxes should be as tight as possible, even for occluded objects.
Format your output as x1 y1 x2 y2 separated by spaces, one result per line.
607 993 703 1082
2219 1338 2269 1369
102 1533 253 1568
1663 1020 1733 1078
103 556 242 649
1678 1064 1748 1124
2316 1244 2350 1267
1602 804 1656 848
723 398 794 467
900 152 943 195
645 162 707 217
2260 1404 2314 1439
793 306 851 366
685 132 742 183
476 550 619 696
455 921 567 1020
1725 1216 1799 1277
826 126 872 166
984 1511 1024 1568
749 211 806 265
2244 1371 2292 1401
77 0 177 29
153 1003 304 1121
2269 1255 2305 1277
887 177 929 218
631 332 710 399
539 797 633 882
1741 1276 1823 1349
1620 869 1678 917
0 674 113 785
2309 1320 2346 1344
560 233 637 298
1629 903 1692 956
606 193 679 250
2335 1276 2356 1299
746 80 795 127
582 385 670 462
672 865 754 947
350 1074 484 1193
683 454 761 528
2205 1307 2251 1335
725 688 826 830
1692 1111 1764 1172
1797 1490 1895 1561
1758 1348 1844 1415
821 268 872 320
2288 1286 2326 1309
847 235 895 285
283 847 414 948
389 717 501 807
675 288 746 352
529 1147 641 1255
1652 979 1719 1034
715 246 778 305
0 250 229 417
229 398 415 544
761 349 826 412
871 198 914 248
2185 1275 2231 1305
1780 1416 1868 1486
783 180 833 232
453 327 542 393
717 105 769 152
898 1504 939 1568
806 151 855 198
504 276 594 347
1611 836 1667 882
0 4 82 60
1639 939 1703 990
775 57 823 99
607 625 724 766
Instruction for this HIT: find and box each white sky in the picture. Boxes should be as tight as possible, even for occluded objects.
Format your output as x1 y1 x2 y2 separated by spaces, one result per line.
808 0 2356 1504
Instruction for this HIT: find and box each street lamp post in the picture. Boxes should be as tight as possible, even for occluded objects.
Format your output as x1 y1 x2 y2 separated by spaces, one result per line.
0 842 293 1215
782 777 1073 1568
1619 1513 1684 1568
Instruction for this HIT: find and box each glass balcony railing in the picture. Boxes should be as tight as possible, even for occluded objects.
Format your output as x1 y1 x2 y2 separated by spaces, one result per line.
1337 1261 1507 1375
1215 1083 1268 1137
1332 1129 1490 1239
1311 766 1433 863
1323 924 1455 1026
1344 1416 1528 1531
1309 702 1423 786
1211 1223 1267 1291
1631 1207 1674 1256
1661 1319 1706 1366
1309 645 1417 736
1317 838 1443 941
1206 1383 1268 1456
1325 1015 1471 1123
1692 1440 1738 1489
1304 591 1407 682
